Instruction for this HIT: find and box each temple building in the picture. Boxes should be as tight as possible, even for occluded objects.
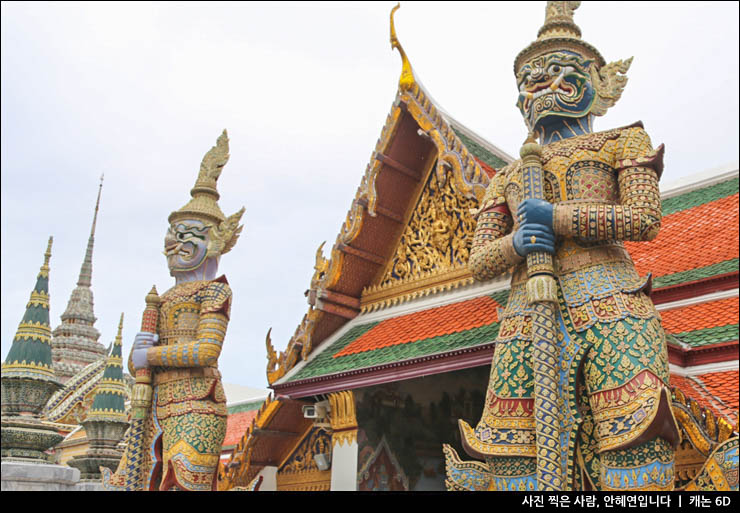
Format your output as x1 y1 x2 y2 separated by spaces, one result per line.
218 8 738 492
51 178 107 384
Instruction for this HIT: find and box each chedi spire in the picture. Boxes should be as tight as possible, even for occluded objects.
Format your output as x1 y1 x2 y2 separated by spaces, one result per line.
51 176 107 383
2 237 58 386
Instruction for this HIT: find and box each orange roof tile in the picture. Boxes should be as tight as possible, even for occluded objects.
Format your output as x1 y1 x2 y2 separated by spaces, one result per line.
671 371 739 426
661 296 739 334
626 193 739 278
474 157 497 178
334 295 501 358
223 410 260 447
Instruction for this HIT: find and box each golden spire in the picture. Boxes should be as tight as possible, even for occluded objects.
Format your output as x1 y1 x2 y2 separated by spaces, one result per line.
390 3 415 91
41 236 53 274
116 312 124 342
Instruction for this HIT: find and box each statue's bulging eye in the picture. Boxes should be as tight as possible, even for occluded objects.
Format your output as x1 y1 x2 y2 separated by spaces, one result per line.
551 65 561 74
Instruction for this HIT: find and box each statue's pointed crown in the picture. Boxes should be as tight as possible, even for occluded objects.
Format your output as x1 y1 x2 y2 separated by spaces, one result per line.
169 129 231 226
514 1 605 73
169 130 245 257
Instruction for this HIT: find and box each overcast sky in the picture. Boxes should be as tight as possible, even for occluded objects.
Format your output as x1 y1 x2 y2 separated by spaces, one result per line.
2 1 738 393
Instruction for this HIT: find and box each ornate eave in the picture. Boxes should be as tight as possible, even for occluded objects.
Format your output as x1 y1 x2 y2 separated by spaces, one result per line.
218 394 314 490
265 5 512 387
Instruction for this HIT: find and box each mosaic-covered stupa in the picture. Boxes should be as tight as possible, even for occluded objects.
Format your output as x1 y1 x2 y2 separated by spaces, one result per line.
1 237 64 462
51 178 107 383
68 313 129 481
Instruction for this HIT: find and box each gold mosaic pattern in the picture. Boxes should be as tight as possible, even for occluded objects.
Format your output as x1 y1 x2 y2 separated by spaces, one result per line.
380 172 478 286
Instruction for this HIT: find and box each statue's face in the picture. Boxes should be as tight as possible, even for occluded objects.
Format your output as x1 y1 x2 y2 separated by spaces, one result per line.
516 50 594 130
164 219 211 274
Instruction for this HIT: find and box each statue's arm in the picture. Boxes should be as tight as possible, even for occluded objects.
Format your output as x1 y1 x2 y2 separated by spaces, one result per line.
552 127 664 242
146 283 231 368
468 171 523 280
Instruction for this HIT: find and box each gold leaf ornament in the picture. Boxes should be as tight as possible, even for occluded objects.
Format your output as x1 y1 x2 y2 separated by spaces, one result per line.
590 57 633 116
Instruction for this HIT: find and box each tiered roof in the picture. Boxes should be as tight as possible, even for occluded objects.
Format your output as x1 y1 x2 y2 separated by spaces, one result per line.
626 175 738 294
52 178 107 383
273 168 739 400
661 296 738 348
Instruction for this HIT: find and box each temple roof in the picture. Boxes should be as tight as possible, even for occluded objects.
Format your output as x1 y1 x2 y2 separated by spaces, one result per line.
223 400 264 450
662 296 738 348
264 11 514 388
626 171 738 290
272 166 739 396
671 371 739 426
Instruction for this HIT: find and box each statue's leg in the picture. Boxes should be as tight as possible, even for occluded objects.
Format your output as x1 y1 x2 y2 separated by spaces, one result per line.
159 411 227 491
600 437 675 490
459 337 538 489
582 315 679 490
487 456 538 491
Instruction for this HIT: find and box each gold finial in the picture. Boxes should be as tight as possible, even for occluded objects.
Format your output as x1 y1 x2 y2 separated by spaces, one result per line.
43 236 53 267
590 57 633 116
390 3 415 91
145 285 160 308
114 312 124 345
520 132 543 159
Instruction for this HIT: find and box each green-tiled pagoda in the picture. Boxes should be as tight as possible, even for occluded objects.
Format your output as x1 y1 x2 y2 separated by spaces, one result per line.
1 237 64 462
69 313 130 481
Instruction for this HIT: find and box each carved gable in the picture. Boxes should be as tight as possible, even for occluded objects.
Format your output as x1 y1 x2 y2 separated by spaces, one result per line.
361 166 481 311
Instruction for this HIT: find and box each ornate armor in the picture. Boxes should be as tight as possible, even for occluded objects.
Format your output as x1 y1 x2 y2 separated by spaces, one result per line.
102 130 245 491
461 122 680 490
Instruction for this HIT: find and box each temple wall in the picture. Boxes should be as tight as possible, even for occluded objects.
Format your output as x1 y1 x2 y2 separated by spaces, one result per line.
354 365 489 491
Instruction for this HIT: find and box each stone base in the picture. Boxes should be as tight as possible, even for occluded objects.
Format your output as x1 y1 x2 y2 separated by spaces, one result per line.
75 480 105 491
1 416 65 462
1 461 80 491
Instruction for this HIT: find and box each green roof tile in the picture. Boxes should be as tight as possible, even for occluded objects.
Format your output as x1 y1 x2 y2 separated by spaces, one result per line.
452 129 508 169
489 289 510 306
662 177 738 216
290 322 380 381
227 399 265 415
287 321 499 382
672 324 739 348
653 259 739 288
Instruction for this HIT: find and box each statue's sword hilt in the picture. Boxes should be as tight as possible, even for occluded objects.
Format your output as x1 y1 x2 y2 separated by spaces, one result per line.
519 134 564 491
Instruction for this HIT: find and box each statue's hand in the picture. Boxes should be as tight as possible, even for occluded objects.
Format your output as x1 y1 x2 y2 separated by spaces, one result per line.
513 223 556 256
132 332 158 370
517 199 553 230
